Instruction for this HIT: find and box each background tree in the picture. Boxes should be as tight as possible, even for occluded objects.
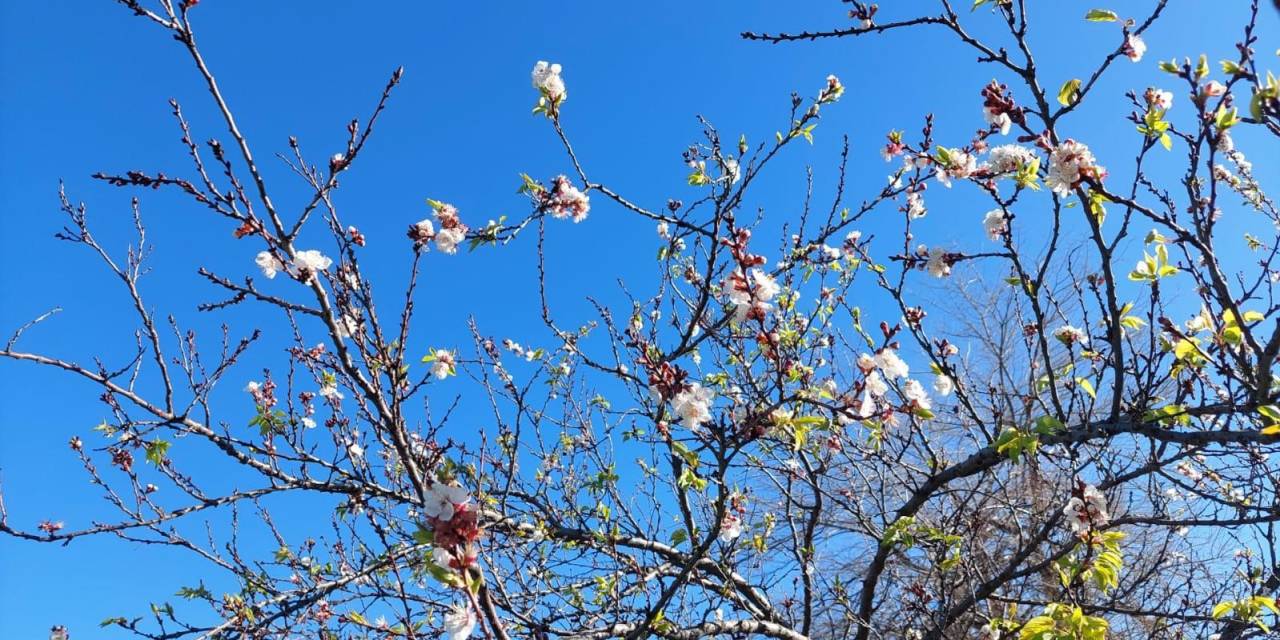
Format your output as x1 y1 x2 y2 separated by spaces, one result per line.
1 1 1279 639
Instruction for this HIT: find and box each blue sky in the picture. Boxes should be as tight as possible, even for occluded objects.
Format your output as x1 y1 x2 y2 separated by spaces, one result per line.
2 1 1277 637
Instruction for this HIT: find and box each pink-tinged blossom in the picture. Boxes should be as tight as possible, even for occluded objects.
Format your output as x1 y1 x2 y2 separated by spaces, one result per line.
407 218 435 249
545 175 591 223
1123 33 1146 62
429 202 469 254
1063 483 1110 533
1144 87 1173 110
935 150 977 188
881 131 906 162
719 513 744 541
1053 325 1089 347
983 209 1009 241
1202 80 1227 97
987 144 1038 175
724 268 780 323
1046 140 1103 196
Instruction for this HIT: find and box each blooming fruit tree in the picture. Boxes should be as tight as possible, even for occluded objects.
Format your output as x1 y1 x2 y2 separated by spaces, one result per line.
3 1 1280 639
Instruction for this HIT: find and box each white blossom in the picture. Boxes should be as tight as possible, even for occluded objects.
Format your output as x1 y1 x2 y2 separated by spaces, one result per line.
410 218 436 247
865 370 889 397
983 209 1009 241
292 249 333 274
906 190 926 218
719 513 743 542
436 227 465 254
1062 483 1110 533
430 349 456 380
531 61 565 100
987 144 1038 175
334 312 361 340
722 157 741 184
1216 130 1234 153
902 378 931 410
933 375 954 397
725 269 780 322
1046 140 1101 196
925 246 951 278
935 150 977 188
443 604 477 640
255 251 283 279
874 349 910 380
423 483 471 522
984 107 1012 135
672 383 715 428
319 383 344 402
1123 33 1146 62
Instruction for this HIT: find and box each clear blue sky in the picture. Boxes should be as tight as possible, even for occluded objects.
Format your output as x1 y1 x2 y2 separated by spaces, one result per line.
1 1 1276 637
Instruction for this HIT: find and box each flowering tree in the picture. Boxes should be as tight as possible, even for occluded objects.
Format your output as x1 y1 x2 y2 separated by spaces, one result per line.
3 1 1280 639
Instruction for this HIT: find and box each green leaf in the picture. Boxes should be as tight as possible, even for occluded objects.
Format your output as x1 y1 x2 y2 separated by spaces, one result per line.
1077 378 1096 399
1058 78 1082 106
670 528 688 546
1084 9 1119 21
1195 54 1209 79
145 439 171 466
1212 600 1236 620
176 584 212 600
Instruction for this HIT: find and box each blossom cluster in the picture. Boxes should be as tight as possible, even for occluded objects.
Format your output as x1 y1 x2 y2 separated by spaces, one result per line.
409 201 470 254
531 61 565 101
724 268 781 323
254 248 333 282
1045 139 1105 196
1063 483 1110 533
541 175 591 223
855 347 951 422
